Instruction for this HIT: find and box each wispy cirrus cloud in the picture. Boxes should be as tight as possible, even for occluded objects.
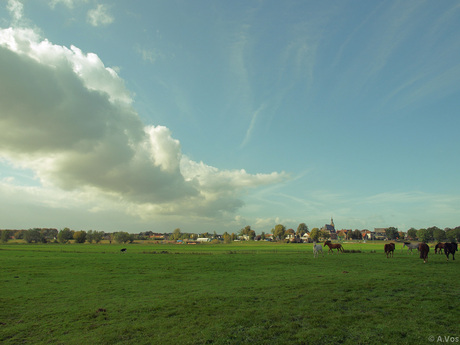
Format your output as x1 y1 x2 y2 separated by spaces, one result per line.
136 45 166 64
87 4 114 27
240 103 265 148
49 0 88 9
7 0 24 26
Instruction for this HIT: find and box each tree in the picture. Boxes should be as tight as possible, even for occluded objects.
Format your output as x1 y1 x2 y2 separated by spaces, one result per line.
431 227 446 242
427 226 442 242
239 226 255 240
320 230 330 240
407 228 417 240
73 231 87 243
113 232 131 244
128 233 135 243
272 224 286 241
58 228 74 243
454 227 460 241
424 227 434 242
309 228 320 242
170 228 181 241
87 230 95 243
445 227 460 242
91 230 104 243
352 229 362 240
41 228 58 240
417 229 432 243
385 227 399 240
24 228 45 243
296 223 308 237
1 230 11 243
223 232 232 244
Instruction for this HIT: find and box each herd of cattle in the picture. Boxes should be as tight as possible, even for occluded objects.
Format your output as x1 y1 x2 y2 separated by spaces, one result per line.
314 240 457 263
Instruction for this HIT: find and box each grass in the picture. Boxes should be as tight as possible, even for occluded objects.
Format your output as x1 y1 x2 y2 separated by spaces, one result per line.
0 241 459 344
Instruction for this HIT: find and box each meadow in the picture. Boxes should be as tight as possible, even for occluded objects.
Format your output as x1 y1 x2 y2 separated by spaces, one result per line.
0 241 459 345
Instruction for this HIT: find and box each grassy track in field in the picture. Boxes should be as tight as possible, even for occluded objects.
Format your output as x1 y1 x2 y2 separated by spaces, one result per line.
0 242 459 344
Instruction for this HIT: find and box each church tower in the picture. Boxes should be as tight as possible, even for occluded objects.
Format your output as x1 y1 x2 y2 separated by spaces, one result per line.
331 217 335 229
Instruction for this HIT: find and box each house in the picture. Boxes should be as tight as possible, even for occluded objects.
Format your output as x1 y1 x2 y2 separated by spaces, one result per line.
337 230 348 239
372 228 388 240
285 233 296 240
149 233 165 240
300 232 310 241
264 233 274 241
361 229 371 240
196 237 211 243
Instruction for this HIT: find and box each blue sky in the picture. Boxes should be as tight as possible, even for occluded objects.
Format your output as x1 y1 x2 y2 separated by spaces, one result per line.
0 0 459 233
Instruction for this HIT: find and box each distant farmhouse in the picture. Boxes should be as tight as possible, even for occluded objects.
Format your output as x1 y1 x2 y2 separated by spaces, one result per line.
322 217 337 240
372 228 388 240
361 228 388 240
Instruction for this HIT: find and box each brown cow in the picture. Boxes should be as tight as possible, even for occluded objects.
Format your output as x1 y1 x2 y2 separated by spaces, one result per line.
418 243 429 263
384 243 395 258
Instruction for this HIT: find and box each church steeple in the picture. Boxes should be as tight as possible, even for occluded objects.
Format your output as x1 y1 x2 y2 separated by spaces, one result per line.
331 217 334 228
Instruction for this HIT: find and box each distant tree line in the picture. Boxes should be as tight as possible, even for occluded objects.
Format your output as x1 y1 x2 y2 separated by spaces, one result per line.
406 226 460 243
1 224 459 244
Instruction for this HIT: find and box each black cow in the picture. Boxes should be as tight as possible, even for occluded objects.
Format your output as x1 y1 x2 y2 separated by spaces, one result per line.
120 248 127 253
444 242 458 261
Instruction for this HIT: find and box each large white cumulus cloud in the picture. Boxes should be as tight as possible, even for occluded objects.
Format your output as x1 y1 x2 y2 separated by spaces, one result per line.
0 27 287 219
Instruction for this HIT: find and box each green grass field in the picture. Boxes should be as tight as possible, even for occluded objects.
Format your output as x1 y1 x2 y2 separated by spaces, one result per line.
1 242 459 344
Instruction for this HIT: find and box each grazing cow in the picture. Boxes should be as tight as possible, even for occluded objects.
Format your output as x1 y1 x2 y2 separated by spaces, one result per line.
435 242 445 254
313 242 324 258
444 242 458 261
384 243 395 258
418 243 429 263
120 248 127 253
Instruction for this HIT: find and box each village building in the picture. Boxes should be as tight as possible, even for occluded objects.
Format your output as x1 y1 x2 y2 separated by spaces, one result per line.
361 229 371 240
322 217 337 240
361 228 388 240
337 229 351 239
300 232 310 242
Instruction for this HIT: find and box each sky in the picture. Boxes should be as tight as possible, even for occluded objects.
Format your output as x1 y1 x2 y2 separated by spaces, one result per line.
0 0 459 234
